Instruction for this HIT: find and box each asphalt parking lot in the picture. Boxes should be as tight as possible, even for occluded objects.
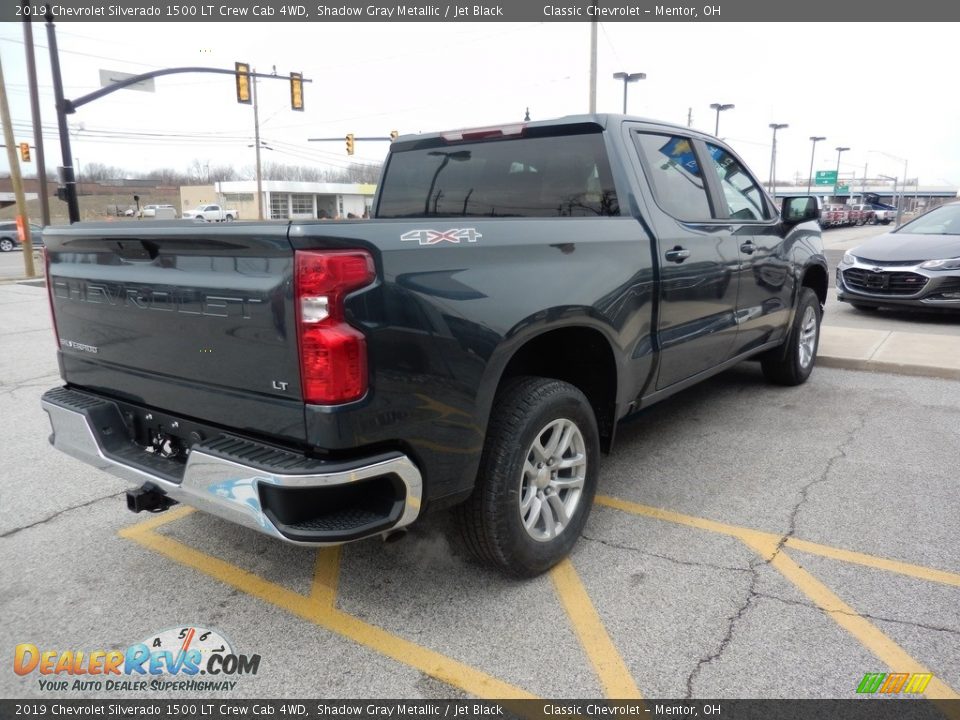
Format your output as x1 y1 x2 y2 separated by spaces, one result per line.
1 270 959 702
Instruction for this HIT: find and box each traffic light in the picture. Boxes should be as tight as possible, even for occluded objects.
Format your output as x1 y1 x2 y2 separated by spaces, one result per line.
390 130 399 142
19 143 30 162
290 72 304 111
235 62 252 105
346 133 355 156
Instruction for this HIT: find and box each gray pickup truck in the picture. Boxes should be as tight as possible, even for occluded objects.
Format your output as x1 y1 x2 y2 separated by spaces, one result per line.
41 115 827 577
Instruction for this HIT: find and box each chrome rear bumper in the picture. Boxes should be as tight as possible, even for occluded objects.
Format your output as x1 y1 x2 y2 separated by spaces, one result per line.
41 387 423 545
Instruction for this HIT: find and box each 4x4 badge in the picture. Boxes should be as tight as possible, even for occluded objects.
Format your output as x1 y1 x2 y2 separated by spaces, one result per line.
400 228 482 246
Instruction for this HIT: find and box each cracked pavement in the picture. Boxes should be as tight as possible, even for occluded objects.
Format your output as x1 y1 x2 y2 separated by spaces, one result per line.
2 282 959 700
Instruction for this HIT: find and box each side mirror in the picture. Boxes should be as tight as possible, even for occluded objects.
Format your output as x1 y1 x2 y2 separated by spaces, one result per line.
781 196 820 226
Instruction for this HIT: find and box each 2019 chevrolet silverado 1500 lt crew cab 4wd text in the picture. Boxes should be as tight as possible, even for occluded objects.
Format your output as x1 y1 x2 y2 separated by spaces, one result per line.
41 115 827 577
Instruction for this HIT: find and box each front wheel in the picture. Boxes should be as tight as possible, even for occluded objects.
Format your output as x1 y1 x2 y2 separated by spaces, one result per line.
761 288 822 386
0 238 14 252
457 377 600 577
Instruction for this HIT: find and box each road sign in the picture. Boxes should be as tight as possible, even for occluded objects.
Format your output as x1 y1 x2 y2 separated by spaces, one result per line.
99 69 156 93
835 184 850 193
815 170 838 185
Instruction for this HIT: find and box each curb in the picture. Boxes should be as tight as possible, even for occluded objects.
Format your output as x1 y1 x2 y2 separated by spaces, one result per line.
818 355 960 382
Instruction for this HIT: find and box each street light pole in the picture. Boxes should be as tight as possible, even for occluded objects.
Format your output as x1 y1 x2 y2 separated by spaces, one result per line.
612 72 646 114
807 136 826 195
868 150 910 226
768 123 788 197
709 103 734 136
834 146 849 198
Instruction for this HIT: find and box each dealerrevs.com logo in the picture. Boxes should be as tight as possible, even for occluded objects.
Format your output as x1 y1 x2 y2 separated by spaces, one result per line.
14 626 261 693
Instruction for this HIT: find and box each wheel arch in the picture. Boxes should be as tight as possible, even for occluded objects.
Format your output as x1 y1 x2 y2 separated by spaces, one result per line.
488 324 619 452
801 261 828 307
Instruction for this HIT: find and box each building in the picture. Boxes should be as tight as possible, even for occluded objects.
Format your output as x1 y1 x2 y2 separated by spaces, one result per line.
180 181 376 220
771 183 958 212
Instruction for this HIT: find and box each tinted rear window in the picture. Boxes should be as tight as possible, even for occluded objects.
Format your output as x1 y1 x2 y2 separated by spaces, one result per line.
376 132 619 218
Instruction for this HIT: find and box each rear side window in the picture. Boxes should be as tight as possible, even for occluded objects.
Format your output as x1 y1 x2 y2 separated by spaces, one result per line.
634 133 713 221
376 132 619 218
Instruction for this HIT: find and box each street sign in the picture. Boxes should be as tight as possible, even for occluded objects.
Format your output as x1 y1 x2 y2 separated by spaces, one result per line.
835 184 850 193
98 69 155 93
814 170 838 185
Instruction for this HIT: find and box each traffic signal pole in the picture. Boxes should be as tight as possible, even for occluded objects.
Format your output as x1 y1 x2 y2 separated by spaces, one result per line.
252 69 263 220
41 16 309 223
45 11 79 222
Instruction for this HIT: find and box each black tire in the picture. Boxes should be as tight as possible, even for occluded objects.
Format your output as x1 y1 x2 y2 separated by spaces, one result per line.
0 237 15 252
761 288 822 386
456 376 600 578
224 215 234 222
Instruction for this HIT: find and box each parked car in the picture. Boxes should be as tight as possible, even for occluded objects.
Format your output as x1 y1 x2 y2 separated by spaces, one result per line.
140 204 177 219
0 221 44 251
837 201 960 311
848 204 876 225
820 204 849 228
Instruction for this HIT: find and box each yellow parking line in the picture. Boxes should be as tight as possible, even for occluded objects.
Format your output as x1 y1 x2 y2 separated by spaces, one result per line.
311 547 342 609
122 522 536 700
785 537 960 589
550 558 643 699
597 495 960 588
118 505 195 534
740 535 960 702
596 495 778 544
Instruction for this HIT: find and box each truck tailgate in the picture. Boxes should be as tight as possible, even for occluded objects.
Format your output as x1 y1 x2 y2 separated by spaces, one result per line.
44 222 306 444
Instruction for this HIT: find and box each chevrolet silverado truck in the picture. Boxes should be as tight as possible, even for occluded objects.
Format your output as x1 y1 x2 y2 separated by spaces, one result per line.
41 115 826 577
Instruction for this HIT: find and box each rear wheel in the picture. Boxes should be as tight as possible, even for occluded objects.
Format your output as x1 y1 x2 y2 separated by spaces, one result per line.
457 377 599 577
761 288 821 386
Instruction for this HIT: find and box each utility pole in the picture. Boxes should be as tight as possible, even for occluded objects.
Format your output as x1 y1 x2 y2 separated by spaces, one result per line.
252 68 264 220
22 4 50 225
0 53 37 277
588 22 597 113
687 108 692 127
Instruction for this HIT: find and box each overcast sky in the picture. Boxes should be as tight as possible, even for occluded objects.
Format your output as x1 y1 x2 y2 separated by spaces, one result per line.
1 21 957 190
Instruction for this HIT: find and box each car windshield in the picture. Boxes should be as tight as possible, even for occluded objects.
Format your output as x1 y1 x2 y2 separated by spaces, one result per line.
895 203 960 235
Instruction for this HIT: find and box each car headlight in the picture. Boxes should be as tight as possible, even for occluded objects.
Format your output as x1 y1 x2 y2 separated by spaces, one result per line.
842 251 857 265
919 257 960 271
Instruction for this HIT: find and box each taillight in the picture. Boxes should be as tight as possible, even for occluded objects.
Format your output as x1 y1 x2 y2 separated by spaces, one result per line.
44 248 60 347
294 250 375 405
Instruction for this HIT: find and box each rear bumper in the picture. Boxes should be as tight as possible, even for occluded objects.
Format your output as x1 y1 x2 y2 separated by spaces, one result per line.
41 387 423 545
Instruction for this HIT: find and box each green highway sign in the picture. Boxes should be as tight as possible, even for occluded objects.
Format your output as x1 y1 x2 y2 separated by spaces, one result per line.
815 170 838 185
835 184 850 193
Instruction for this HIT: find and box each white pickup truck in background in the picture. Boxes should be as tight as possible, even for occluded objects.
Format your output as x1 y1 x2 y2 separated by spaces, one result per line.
181 204 238 222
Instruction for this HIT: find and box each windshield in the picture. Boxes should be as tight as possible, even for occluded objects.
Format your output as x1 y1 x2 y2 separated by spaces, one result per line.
895 203 960 235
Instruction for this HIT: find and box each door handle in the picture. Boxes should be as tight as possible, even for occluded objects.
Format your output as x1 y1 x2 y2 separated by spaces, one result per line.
664 247 690 263
740 241 756 255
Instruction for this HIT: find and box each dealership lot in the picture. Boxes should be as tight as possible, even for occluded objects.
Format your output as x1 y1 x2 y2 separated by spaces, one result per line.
1 277 958 701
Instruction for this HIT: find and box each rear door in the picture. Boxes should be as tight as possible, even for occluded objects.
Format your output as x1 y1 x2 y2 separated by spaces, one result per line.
627 126 740 390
